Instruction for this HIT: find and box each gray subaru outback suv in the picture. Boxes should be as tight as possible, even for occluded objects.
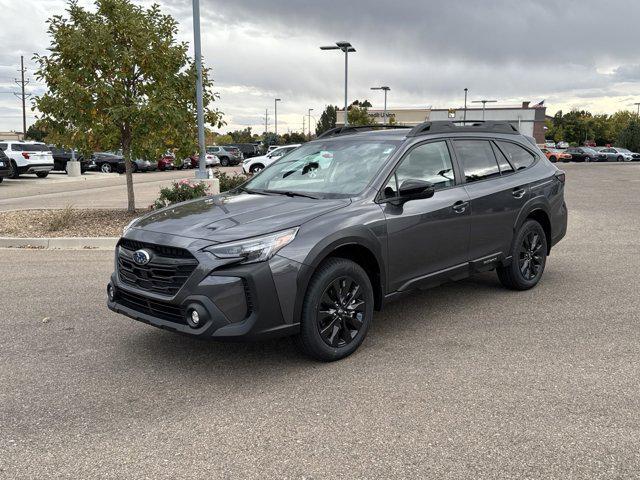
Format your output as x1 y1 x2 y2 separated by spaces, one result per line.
108 121 567 361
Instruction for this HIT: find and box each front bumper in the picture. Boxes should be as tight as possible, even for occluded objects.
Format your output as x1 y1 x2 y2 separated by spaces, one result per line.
107 230 310 340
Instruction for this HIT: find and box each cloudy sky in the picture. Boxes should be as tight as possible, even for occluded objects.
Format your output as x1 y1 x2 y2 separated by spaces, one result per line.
1 0 639 134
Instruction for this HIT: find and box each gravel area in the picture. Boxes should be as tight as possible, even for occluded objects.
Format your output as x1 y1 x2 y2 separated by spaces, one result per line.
0 209 140 237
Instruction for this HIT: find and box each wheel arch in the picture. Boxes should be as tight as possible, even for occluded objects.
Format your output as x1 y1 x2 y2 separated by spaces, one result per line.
515 199 552 254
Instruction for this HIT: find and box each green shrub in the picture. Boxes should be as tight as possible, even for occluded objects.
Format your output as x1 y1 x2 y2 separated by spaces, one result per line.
152 180 210 210
216 171 247 192
46 205 75 232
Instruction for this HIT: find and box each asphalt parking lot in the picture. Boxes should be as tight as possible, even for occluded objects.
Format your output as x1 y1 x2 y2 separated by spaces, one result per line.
1 163 639 479
0 167 244 211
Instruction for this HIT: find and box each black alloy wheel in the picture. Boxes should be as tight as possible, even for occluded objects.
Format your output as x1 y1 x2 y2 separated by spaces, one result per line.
317 276 366 348
8 160 19 179
497 219 547 290
299 257 374 361
518 230 544 281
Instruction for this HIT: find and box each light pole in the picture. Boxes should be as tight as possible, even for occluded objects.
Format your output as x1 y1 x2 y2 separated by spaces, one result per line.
274 98 281 137
320 41 356 127
192 0 207 179
307 108 314 139
634 102 640 116
371 86 390 125
472 99 497 120
463 88 468 124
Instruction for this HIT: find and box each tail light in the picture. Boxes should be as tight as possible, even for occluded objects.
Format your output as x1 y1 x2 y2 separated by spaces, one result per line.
555 171 566 184
22 152 30 159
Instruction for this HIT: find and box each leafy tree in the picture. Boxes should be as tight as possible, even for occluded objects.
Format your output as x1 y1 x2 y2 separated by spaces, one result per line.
25 121 48 142
281 132 306 144
316 105 337 136
263 132 278 147
228 127 254 143
347 105 375 126
617 118 640 152
213 134 233 145
33 0 223 212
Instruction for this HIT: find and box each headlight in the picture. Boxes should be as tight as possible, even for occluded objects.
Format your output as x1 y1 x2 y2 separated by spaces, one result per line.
204 228 298 264
123 218 138 235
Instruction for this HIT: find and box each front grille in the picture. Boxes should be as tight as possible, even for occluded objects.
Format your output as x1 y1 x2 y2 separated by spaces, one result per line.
117 289 185 324
117 240 198 296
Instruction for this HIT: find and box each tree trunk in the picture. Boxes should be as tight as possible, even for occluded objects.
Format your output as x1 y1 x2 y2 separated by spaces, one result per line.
121 128 136 213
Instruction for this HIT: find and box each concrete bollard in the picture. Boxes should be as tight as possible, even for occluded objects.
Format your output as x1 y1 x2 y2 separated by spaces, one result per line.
66 161 82 177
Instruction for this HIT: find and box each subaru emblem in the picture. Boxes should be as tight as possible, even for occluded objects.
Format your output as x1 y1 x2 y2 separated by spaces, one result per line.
132 249 151 266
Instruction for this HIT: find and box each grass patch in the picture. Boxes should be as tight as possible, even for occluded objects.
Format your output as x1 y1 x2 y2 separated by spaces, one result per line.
46 205 75 232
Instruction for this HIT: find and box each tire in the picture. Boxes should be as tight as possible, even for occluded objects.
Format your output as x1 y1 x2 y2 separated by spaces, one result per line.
0 177 3 183
100 163 112 173
549 156 556 163
131 163 138 173
8 160 19 179
35 171 49 178
298 258 374 361
497 219 548 291
220 157 230 167
617 156 623 162
584 156 591 162
249 163 264 174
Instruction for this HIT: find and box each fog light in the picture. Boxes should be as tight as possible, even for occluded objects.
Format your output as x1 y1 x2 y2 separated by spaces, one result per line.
107 284 115 302
191 310 200 325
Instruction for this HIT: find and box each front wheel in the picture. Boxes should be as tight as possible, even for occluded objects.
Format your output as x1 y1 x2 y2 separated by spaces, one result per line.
298 258 374 361
220 157 230 167
497 220 548 290
36 171 49 178
617 156 623 162
249 164 264 174
100 163 112 173
549 156 556 163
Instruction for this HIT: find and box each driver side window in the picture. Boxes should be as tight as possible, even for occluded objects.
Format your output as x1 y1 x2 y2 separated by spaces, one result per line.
384 141 455 197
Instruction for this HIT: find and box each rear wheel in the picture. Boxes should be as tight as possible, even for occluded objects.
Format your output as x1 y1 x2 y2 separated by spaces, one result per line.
497 219 548 291
131 163 138 173
220 157 230 167
249 163 264 174
8 161 19 179
101 163 112 173
549 156 556 163
617 156 623 162
298 258 374 361
36 171 49 178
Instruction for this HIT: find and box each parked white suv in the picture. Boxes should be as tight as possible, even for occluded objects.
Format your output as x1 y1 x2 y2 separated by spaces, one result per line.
242 144 300 174
0 141 55 178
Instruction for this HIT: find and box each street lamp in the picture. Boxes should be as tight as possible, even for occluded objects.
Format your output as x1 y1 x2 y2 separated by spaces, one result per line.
274 98 281 136
371 86 390 125
307 108 314 139
320 41 356 127
463 88 468 124
192 0 207 179
634 102 640 116
472 99 497 120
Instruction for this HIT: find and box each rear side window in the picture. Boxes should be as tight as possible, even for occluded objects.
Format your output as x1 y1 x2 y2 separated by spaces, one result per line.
491 143 514 174
496 141 536 171
453 140 500 183
0 143 6 151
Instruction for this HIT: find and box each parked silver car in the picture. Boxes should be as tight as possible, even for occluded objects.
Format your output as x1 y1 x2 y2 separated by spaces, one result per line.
599 147 634 162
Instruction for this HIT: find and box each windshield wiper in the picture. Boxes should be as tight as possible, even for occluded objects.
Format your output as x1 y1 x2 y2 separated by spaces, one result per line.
263 189 320 199
238 186 268 195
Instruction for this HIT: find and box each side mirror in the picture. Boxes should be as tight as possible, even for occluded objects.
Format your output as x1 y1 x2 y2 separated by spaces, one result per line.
397 179 435 203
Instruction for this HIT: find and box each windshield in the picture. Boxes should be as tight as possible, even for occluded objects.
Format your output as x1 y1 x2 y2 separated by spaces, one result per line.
244 138 401 197
617 148 630 153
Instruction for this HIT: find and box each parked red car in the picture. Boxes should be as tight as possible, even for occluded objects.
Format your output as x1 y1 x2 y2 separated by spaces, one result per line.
158 154 175 171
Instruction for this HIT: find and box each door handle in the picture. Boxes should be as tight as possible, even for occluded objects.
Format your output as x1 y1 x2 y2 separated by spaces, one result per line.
452 200 469 213
512 187 526 199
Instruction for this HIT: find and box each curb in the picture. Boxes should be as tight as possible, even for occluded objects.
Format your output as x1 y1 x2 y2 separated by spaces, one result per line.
0 237 118 250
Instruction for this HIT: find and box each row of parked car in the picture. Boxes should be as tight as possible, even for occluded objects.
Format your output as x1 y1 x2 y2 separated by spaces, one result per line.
539 142 640 163
0 140 257 181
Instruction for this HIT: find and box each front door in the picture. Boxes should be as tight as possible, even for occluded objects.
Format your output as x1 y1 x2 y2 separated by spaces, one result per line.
382 140 471 292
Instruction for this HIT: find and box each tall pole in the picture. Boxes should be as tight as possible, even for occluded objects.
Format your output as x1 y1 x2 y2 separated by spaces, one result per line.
264 108 268 134
308 108 313 139
383 89 388 125
635 102 640 116
274 98 281 136
13 56 30 137
472 99 497 121
463 88 468 124
344 49 349 127
192 0 207 179
302 116 305 137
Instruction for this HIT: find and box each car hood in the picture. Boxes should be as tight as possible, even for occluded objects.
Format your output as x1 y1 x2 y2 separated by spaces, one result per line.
132 191 351 242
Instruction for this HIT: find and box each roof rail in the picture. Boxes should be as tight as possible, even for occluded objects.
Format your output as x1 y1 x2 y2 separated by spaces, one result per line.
406 120 519 137
316 124 411 139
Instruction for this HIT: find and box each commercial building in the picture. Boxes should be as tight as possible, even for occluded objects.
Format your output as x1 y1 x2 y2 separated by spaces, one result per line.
336 102 547 143
0 131 24 141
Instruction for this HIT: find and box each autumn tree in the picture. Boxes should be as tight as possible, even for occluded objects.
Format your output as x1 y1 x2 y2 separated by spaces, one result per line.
34 0 223 212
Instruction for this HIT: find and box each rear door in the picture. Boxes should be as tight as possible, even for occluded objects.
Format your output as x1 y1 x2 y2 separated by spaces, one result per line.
382 140 471 291
453 139 533 263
